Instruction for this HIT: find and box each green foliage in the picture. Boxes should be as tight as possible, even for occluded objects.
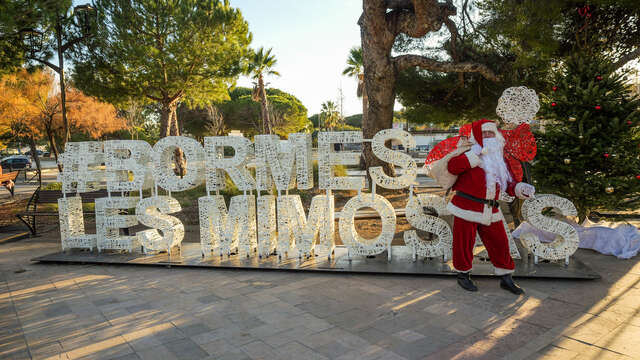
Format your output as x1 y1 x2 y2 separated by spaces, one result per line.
344 114 362 128
247 47 280 79
533 56 640 220
186 87 310 138
395 0 640 127
72 0 251 108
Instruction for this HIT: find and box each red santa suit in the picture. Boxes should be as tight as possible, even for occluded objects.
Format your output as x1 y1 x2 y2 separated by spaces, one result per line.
444 120 533 275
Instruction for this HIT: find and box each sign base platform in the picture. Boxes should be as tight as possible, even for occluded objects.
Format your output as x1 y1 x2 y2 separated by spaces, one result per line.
32 244 600 279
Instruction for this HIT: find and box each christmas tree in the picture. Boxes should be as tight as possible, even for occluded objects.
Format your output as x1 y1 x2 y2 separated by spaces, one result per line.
533 56 640 221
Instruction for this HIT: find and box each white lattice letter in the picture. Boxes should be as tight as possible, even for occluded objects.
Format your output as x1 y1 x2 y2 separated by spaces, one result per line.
276 194 335 258
96 197 139 252
198 195 257 257
204 136 255 191
318 132 364 190
104 140 153 192
58 196 97 250
152 136 205 192
58 142 106 193
403 194 452 260
257 195 277 257
369 129 417 189
339 193 396 257
135 196 184 254
520 194 579 261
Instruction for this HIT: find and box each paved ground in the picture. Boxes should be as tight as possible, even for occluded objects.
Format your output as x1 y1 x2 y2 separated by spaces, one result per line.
1 231 640 360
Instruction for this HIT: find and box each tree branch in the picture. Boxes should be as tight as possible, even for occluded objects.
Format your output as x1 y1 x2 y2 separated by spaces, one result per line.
393 54 500 81
27 56 61 73
388 0 456 38
612 47 640 70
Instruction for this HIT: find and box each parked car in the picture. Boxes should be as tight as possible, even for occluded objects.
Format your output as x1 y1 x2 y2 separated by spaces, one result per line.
25 150 44 157
1 155 31 169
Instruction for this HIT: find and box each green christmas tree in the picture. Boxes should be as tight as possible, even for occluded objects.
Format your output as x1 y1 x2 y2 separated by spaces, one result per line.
533 56 640 221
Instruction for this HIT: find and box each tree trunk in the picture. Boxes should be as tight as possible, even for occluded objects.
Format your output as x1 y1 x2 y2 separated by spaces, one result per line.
360 75 369 128
167 104 187 177
48 130 62 173
28 136 42 185
361 2 397 177
258 75 271 134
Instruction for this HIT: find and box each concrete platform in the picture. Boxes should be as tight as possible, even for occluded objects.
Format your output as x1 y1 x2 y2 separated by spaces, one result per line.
32 243 600 279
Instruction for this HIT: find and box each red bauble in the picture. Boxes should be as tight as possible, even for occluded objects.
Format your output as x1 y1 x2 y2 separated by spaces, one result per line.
636 175 640 180
595 105 602 110
552 86 558 91
551 102 557 107
628 121 633 125
596 76 602 81
604 153 610 158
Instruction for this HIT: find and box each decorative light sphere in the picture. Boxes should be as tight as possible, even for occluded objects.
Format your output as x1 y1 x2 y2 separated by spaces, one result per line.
564 158 571 165
579 135 584 139
496 86 540 126
568 116 577 122
605 186 614 194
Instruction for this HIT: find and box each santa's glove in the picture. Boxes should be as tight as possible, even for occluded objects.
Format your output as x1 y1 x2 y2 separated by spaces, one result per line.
515 183 536 199
471 144 483 155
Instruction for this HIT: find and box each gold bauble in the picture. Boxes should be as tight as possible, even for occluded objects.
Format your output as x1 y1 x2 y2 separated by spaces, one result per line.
605 186 614 194
564 158 571 164
568 116 577 122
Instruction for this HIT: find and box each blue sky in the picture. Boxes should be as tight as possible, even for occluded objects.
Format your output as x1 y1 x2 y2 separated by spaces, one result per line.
231 0 364 116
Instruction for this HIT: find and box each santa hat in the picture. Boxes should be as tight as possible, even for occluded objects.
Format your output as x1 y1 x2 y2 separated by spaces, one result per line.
470 119 499 147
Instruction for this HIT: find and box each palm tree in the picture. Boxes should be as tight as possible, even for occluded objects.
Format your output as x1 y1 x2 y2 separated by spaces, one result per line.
248 47 280 134
320 100 341 130
342 47 367 127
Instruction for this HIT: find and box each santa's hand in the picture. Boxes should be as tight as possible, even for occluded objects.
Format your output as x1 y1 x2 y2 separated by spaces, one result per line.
515 183 535 199
471 144 482 155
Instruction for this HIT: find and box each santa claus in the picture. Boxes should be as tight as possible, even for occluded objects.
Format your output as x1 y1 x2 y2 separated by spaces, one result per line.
443 119 535 294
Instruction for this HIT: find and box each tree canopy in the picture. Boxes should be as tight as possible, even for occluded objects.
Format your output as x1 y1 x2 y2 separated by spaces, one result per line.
395 0 640 127
71 0 252 138
180 87 310 139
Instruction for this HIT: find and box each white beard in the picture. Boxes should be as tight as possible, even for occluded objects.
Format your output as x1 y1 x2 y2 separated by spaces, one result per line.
479 137 512 191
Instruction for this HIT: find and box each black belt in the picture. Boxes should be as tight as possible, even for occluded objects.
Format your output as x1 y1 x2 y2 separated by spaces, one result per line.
456 191 500 208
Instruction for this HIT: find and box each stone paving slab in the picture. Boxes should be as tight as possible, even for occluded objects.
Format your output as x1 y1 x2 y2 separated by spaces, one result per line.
1 235 639 359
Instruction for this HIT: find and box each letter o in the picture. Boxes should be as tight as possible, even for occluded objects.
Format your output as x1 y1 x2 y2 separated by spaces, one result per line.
153 136 206 192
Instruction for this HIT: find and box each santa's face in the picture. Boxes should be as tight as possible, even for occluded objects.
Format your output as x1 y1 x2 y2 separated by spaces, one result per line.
482 130 496 139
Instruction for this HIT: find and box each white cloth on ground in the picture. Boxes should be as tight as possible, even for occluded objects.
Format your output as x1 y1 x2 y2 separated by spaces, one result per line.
512 218 640 259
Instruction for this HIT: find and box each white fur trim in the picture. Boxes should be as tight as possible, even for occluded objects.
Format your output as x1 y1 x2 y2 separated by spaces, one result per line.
481 122 498 133
426 143 471 190
464 151 481 168
454 268 471 273
515 182 534 199
494 267 515 275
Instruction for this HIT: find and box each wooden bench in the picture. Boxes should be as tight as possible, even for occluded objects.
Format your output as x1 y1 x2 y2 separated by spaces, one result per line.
16 187 111 236
0 168 19 196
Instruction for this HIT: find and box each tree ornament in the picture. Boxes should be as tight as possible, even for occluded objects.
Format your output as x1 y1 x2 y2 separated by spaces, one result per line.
627 120 633 125
636 175 640 180
568 116 577 122
552 86 558 92
578 135 584 139
604 153 610 158
596 76 602 81
564 158 571 165
551 102 557 107
595 105 602 110
605 186 614 194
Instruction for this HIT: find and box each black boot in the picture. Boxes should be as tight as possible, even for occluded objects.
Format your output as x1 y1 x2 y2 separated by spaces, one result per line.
456 272 478 292
499 274 524 295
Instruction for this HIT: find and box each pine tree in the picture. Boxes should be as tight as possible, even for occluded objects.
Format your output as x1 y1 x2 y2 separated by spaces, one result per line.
533 56 640 221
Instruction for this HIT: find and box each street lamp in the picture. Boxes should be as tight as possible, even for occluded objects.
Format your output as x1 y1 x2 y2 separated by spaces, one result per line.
74 4 96 36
